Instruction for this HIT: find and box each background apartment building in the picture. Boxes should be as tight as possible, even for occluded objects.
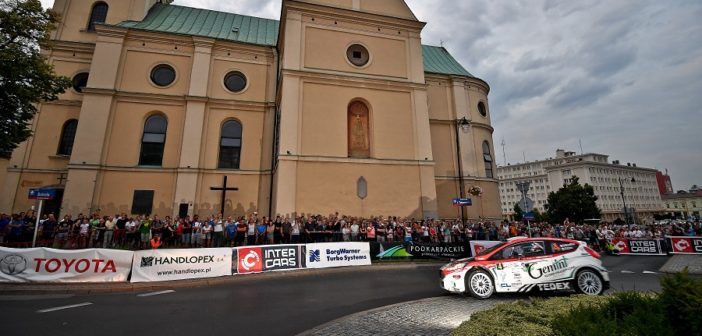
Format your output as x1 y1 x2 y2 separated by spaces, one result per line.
497 149 663 223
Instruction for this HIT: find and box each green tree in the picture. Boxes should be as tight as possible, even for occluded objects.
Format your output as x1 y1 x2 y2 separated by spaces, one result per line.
531 208 548 222
545 176 601 224
0 0 71 157
513 203 523 221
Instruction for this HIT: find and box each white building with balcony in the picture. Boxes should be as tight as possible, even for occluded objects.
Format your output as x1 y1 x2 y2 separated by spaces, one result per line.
497 149 663 223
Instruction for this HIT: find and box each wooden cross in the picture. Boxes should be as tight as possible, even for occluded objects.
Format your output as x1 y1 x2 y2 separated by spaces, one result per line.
210 176 238 216
57 173 68 185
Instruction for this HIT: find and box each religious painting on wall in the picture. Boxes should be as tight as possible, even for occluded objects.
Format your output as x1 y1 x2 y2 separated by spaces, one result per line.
348 101 370 158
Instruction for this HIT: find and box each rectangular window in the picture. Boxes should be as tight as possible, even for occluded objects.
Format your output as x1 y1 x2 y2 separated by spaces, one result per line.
131 190 154 215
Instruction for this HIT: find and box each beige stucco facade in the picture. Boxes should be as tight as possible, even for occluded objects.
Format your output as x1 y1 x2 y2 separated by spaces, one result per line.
0 0 500 220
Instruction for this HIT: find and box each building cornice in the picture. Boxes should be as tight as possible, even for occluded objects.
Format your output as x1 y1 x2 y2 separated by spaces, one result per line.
282 69 427 91
285 0 426 32
279 154 435 167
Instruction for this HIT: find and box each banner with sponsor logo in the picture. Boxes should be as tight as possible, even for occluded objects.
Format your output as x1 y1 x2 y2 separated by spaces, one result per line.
131 248 232 283
405 242 469 259
234 245 303 274
469 240 502 257
611 239 665 255
668 236 702 254
305 242 371 269
0 247 133 283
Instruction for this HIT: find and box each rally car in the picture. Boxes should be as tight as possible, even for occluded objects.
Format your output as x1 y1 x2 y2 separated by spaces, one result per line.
440 237 609 299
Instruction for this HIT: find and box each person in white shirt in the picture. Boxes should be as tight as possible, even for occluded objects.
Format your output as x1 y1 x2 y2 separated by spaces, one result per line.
247 219 256 245
350 221 360 241
191 217 202 247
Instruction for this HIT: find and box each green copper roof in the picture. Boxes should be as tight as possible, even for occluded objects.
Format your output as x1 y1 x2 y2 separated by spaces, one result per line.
117 4 279 46
421 45 474 77
117 4 475 78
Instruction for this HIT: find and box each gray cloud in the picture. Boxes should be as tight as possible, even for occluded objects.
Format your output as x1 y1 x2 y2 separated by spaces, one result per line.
39 0 702 190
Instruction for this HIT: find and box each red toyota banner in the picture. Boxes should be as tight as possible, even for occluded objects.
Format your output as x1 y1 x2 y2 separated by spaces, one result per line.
668 236 702 254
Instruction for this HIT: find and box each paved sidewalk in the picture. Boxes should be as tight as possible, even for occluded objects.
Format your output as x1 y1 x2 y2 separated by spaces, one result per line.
659 255 702 274
298 296 510 336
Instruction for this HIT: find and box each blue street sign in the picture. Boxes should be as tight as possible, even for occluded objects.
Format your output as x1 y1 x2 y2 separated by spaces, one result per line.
28 188 57 200
452 198 472 206
523 212 535 220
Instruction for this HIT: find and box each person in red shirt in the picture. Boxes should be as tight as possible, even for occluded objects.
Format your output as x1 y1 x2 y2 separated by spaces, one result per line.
150 234 162 249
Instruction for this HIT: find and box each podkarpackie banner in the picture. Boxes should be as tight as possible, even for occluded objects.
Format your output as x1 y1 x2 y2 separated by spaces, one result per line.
234 244 304 274
130 248 232 283
0 247 133 283
405 242 469 259
305 242 371 269
611 239 665 255
667 236 702 254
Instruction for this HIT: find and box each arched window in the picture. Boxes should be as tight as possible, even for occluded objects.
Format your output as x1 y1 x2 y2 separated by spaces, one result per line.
483 141 494 178
57 119 78 156
139 115 167 166
87 2 108 32
348 101 370 158
219 120 242 169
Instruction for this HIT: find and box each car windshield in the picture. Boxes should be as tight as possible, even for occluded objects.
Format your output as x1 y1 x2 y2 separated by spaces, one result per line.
476 242 507 257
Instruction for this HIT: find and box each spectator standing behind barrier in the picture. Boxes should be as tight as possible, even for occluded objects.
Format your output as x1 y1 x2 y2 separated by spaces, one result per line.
290 218 301 244
182 218 192 247
350 221 359 241
266 220 275 244
213 216 224 247
225 218 236 247
247 219 256 245
103 216 115 248
256 219 266 245
234 218 246 246
0 214 9 245
139 216 151 249
192 216 201 247
201 219 213 247
125 217 137 249
283 216 292 244
150 234 162 249
273 216 283 244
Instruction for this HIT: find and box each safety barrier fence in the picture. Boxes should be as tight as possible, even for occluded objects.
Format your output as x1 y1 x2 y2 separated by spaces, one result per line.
0 242 371 283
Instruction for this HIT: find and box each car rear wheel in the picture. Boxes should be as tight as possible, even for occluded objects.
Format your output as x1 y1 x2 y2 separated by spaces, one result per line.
574 269 604 295
466 269 494 299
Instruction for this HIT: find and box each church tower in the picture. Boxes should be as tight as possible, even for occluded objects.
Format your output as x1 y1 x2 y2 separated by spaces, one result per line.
273 0 439 218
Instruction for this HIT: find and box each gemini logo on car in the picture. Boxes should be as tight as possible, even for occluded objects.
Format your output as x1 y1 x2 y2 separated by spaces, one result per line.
525 256 568 279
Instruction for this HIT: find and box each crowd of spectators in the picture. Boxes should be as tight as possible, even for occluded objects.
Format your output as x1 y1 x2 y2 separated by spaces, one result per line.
1 210 700 251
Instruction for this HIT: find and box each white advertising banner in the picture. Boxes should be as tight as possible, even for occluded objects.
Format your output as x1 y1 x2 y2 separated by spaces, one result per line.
305 242 371 269
0 247 133 283
469 240 503 257
131 248 232 283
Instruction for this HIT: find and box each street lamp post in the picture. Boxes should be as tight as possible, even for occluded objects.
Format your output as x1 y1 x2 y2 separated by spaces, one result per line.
454 117 471 225
515 181 531 237
618 177 636 226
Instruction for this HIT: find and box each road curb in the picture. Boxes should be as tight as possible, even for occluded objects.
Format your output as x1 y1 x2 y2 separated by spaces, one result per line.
0 262 442 295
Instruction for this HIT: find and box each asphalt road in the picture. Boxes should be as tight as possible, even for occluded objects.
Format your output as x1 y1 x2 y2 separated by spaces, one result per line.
0 255 673 336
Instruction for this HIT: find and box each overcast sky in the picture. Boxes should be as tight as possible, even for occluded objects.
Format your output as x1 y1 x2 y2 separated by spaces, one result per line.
41 0 701 190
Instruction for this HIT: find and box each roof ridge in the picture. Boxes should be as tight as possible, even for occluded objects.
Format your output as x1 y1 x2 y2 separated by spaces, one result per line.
165 3 279 23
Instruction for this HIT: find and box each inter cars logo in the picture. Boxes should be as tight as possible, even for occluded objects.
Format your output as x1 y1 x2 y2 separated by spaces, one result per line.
0 254 27 275
675 239 690 252
309 249 320 262
237 247 262 273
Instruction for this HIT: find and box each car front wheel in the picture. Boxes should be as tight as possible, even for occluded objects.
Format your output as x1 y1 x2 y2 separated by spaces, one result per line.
466 269 495 299
574 269 604 295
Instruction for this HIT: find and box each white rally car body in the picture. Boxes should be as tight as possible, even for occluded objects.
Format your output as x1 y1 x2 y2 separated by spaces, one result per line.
440 237 610 298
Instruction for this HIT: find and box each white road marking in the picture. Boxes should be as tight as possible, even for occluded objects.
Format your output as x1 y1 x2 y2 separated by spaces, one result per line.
621 270 635 274
137 290 175 297
643 270 658 274
37 302 93 313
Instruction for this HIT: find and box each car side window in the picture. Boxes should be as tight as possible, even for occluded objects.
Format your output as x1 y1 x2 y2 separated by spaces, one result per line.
550 241 578 254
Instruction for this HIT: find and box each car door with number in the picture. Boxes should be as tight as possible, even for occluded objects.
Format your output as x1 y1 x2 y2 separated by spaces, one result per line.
489 241 547 292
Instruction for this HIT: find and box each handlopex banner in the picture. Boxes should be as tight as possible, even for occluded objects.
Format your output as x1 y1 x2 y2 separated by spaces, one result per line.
131 248 232 283
305 242 371 269
469 240 502 257
0 247 133 283
667 236 702 254
234 244 304 274
611 239 665 255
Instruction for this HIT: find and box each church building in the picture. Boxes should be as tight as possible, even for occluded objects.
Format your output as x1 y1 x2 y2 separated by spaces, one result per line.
0 0 501 220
